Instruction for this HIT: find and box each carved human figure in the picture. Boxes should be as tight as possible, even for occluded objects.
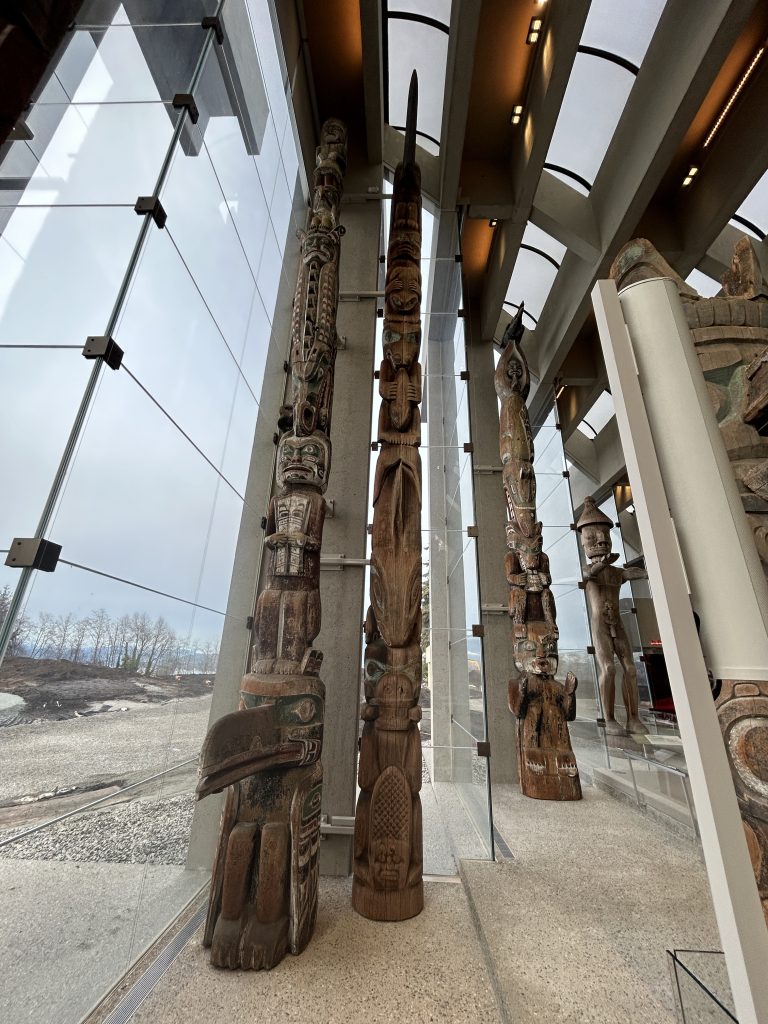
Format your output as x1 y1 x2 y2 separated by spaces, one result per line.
251 431 329 675
505 535 557 639
508 623 580 800
576 497 647 735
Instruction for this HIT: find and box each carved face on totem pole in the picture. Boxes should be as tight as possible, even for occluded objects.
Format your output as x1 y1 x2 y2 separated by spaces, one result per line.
276 431 331 492
514 623 559 677
239 684 324 760
385 263 422 316
579 523 613 563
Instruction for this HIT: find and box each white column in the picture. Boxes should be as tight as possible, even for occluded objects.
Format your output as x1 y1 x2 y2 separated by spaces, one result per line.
592 277 768 1024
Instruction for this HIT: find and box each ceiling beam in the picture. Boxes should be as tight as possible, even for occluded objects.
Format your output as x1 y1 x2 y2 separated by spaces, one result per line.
360 0 383 164
526 0 760 427
478 0 590 338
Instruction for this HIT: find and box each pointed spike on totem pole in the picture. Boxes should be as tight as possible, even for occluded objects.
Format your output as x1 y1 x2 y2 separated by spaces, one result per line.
404 70 418 168
501 302 525 350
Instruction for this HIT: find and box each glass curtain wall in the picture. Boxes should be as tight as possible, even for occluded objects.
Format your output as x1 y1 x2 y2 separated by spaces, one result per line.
424 220 493 862
0 4 305 1022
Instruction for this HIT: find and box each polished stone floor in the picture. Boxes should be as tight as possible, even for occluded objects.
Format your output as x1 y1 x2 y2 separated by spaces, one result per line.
115 783 721 1024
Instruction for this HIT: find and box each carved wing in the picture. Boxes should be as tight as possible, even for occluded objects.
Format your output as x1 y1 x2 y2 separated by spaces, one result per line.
289 763 323 955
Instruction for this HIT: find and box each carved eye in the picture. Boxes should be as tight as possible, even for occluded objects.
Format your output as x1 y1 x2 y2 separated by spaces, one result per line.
291 698 316 722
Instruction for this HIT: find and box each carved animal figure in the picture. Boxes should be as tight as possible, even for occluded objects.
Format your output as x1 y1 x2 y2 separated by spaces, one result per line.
196 119 347 969
353 71 425 921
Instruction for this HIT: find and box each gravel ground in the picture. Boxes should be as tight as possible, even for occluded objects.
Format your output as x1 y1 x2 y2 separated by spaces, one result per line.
0 696 212 804
0 792 196 865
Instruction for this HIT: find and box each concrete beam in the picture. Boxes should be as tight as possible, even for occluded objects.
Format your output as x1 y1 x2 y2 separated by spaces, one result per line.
359 0 383 164
479 0 590 338
439 0 482 210
527 0 759 428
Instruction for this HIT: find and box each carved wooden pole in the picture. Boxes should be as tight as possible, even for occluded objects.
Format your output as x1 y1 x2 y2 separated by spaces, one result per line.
352 72 424 921
498 306 582 801
194 119 348 969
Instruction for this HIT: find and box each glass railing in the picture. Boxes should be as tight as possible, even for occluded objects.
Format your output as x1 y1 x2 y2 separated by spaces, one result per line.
668 949 737 1022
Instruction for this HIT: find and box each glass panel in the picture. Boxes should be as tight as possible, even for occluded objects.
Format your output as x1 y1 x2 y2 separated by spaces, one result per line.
545 52 635 188
686 268 722 297
0 348 91 546
390 0 451 23
52 24 207 103
580 0 667 68
733 166 768 238
3 102 180 207
387 18 449 154
505 246 560 323
44 368 244 613
671 950 736 1022
0 206 142 345
76 1 218 25
0 561 216 1024
113 224 258 495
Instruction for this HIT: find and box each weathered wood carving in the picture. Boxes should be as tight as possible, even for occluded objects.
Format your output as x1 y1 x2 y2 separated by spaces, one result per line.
576 497 648 735
195 119 348 969
498 306 581 801
715 680 768 925
352 72 424 920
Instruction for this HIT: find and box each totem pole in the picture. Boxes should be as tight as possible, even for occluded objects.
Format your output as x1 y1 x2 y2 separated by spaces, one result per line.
576 496 648 735
611 237 768 922
352 72 424 921
195 119 348 970
497 305 581 801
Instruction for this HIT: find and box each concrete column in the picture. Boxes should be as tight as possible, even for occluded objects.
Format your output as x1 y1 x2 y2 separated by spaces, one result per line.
466 322 517 784
593 277 768 1024
316 155 381 875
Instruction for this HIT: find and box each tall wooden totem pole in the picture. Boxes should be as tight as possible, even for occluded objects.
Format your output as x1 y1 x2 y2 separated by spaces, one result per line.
496 306 582 801
195 119 348 969
352 72 424 921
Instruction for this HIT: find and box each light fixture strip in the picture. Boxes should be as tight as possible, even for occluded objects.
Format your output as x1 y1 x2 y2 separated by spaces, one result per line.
704 46 765 149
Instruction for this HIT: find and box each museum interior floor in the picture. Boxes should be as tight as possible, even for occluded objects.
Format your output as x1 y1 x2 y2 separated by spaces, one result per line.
80 780 723 1024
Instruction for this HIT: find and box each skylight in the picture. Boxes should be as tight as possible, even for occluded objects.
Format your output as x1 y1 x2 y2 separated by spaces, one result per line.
575 390 615 439
386 5 452 156
686 268 721 298
504 222 565 324
545 0 667 189
731 167 768 240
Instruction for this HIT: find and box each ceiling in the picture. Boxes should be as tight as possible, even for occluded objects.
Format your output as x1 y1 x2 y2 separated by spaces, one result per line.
283 0 768 489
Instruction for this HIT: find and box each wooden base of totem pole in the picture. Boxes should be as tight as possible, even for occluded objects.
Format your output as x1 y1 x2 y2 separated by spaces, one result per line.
716 679 768 925
351 879 424 922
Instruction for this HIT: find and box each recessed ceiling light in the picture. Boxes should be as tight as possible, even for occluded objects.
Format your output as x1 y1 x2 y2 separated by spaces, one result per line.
526 17 542 44
682 165 698 187
704 46 765 149
489 218 498 228
510 105 523 125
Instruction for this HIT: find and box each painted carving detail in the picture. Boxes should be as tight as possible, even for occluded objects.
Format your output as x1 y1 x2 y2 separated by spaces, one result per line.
195 119 347 970
498 306 582 801
352 72 425 920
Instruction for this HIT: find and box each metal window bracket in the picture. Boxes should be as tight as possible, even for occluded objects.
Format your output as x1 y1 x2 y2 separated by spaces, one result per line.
83 335 123 370
474 465 503 474
172 93 199 124
472 624 485 638
5 538 61 572
463 442 474 453
8 120 33 141
134 196 167 228
481 603 508 614
320 554 370 571
324 499 335 518
320 814 355 836
477 741 491 758
201 15 224 43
